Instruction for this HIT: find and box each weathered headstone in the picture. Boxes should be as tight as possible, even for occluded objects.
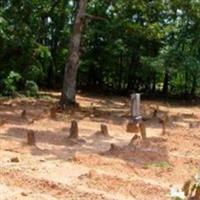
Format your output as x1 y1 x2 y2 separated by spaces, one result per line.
131 93 141 118
126 93 147 139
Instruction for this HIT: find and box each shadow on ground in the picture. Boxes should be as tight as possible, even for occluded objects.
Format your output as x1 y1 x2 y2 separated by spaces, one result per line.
1 125 169 168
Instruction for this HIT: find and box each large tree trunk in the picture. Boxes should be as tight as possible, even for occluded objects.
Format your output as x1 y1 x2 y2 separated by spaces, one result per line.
60 0 87 106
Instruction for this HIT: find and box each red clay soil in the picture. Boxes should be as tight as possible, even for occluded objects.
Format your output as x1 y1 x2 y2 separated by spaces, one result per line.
0 92 200 200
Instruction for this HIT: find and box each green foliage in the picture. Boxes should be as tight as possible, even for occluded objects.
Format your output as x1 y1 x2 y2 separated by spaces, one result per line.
35 45 51 59
26 65 44 82
2 71 21 96
144 161 172 169
0 15 7 38
25 80 39 97
0 0 200 97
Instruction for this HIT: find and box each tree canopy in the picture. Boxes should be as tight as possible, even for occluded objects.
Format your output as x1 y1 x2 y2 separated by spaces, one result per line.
1 0 200 99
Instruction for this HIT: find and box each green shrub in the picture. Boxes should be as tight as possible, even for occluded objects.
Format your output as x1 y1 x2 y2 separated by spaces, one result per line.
25 80 39 97
2 71 21 96
26 65 44 82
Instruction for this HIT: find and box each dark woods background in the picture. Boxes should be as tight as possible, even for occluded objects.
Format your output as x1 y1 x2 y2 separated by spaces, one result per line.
0 0 200 99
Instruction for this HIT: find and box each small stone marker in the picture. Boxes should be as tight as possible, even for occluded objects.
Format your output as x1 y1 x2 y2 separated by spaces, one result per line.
27 130 36 145
50 107 57 119
88 170 98 179
21 110 27 120
139 122 146 139
126 122 139 133
159 112 168 135
153 105 159 117
109 143 121 153
69 120 78 138
95 124 110 137
21 192 28 197
189 121 200 128
10 157 20 163
129 135 140 146
159 118 166 135
100 124 109 136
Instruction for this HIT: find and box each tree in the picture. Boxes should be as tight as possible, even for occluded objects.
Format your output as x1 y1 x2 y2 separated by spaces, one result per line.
60 0 88 106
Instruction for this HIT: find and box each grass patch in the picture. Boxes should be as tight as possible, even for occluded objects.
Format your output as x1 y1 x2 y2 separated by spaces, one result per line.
144 161 173 169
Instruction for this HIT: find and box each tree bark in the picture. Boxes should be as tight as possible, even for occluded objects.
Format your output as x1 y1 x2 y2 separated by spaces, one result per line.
60 0 87 106
152 73 156 93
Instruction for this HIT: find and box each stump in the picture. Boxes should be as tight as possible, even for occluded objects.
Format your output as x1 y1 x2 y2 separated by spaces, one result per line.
139 122 146 140
69 120 78 138
27 130 36 145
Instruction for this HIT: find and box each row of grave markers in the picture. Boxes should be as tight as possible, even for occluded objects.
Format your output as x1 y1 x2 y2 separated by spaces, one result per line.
26 93 168 146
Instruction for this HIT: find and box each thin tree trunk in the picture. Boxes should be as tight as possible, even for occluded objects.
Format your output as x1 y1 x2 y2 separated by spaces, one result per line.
152 73 156 93
127 53 140 91
184 68 189 96
163 67 169 95
60 0 87 106
118 51 123 90
191 75 197 97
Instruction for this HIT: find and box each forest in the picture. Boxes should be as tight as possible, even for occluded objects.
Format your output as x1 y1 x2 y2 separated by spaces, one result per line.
1 0 200 100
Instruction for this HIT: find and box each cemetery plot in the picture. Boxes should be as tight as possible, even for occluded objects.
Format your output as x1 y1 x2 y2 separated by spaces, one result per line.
0 93 200 200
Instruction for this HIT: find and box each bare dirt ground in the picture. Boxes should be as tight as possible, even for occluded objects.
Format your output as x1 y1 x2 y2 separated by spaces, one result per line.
0 92 200 200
